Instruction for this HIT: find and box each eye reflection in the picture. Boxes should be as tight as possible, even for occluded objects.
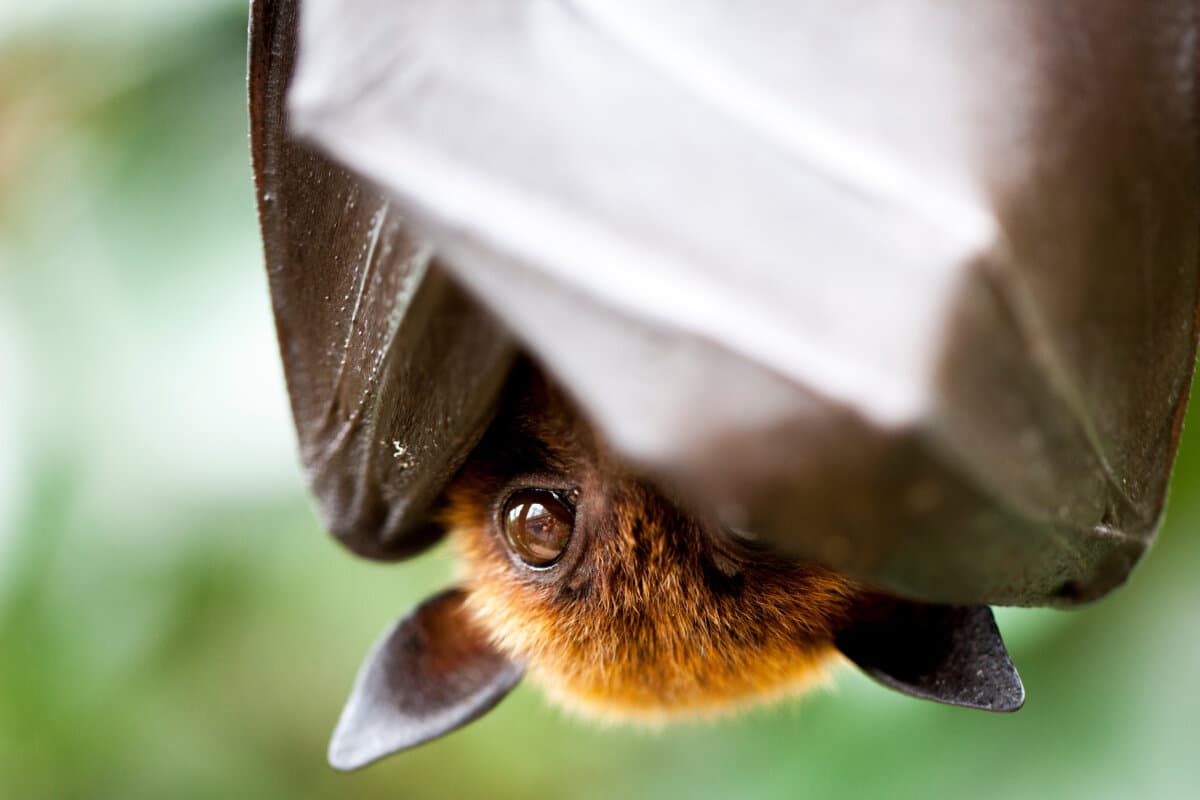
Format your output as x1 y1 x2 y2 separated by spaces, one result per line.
502 489 575 568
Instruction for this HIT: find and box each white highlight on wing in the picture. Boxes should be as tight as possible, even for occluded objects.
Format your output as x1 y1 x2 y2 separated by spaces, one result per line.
569 0 993 247
294 122 933 426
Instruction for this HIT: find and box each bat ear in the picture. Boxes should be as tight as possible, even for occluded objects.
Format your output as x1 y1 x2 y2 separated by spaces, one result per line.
835 601 1024 712
328 588 523 770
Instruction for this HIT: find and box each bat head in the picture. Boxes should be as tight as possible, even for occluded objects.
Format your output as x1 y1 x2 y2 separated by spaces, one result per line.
329 361 1024 770
445 362 860 722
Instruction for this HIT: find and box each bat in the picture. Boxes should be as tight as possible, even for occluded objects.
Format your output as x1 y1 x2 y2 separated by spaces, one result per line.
249 0 1200 773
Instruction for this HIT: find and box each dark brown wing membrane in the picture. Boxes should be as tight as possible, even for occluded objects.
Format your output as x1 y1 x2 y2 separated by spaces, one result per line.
256 0 1200 606
279 0 1199 606
249 0 516 559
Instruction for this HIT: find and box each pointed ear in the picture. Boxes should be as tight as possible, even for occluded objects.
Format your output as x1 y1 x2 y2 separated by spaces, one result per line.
328 588 523 770
835 601 1024 712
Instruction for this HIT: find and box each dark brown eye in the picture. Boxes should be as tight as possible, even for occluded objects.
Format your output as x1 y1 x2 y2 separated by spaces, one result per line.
502 489 575 568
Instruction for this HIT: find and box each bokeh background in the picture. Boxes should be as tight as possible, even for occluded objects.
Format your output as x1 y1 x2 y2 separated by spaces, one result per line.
2 3 1198 798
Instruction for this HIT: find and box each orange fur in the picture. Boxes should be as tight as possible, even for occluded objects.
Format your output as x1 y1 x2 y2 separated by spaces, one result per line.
441 363 865 723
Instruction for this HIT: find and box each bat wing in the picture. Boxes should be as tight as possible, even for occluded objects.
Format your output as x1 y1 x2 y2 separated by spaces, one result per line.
250 0 517 560
273 0 1199 606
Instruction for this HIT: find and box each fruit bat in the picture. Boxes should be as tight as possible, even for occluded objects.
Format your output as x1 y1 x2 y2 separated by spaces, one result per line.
248 0 1200 772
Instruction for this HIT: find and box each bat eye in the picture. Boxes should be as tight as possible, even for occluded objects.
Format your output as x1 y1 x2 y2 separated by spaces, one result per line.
502 489 575 568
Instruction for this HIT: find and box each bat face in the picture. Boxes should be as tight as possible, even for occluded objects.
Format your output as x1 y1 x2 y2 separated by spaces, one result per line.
326 361 1024 770
444 361 862 722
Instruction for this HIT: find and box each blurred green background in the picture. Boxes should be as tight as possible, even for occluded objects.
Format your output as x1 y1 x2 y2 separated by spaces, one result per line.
2 3 1198 798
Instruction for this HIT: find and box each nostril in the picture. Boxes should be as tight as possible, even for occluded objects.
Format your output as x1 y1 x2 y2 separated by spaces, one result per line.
1053 580 1084 602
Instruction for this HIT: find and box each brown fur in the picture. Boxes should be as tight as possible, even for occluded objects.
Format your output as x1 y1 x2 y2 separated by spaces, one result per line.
442 362 865 723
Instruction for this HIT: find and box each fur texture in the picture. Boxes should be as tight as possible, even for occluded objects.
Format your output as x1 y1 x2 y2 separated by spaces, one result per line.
442 362 865 723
